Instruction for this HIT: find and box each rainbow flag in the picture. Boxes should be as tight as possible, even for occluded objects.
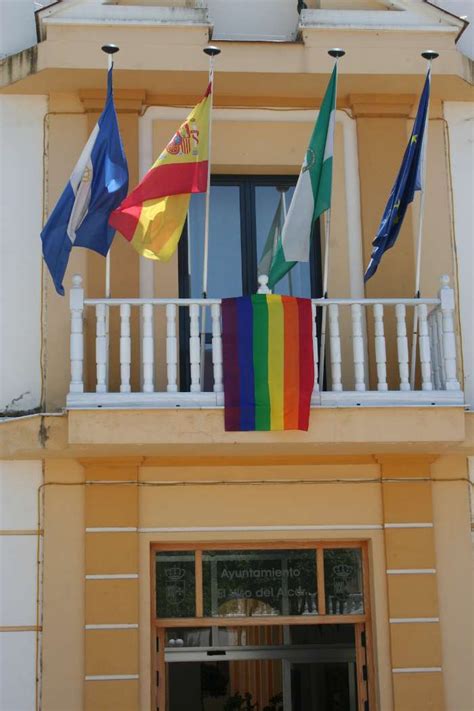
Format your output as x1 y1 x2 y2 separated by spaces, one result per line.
222 295 314 431
109 84 211 260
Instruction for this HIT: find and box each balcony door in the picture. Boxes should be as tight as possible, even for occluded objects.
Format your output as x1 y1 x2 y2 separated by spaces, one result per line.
178 175 322 389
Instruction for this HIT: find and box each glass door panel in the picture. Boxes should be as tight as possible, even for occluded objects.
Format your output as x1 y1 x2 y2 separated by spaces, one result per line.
290 662 357 711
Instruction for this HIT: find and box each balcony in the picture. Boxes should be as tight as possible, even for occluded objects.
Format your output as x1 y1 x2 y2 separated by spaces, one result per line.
66 274 463 411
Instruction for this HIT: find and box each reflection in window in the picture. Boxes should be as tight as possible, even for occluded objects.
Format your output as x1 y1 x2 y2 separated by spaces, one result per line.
203 549 317 617
324 549 364 615
156 551 195 618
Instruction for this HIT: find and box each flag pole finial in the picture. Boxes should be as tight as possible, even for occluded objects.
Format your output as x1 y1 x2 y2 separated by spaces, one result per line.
203 45 221 58
328 48 345 59
101 44 120 56
421 50 439 61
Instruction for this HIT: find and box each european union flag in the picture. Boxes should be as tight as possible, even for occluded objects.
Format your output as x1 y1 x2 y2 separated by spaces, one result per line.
364 71 430 282
41 68 128 295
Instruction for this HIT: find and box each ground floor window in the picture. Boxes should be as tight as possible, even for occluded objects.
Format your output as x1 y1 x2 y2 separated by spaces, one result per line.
152 543 373 710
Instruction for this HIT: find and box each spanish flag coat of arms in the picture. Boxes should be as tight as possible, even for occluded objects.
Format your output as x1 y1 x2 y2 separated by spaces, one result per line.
110 83 211 260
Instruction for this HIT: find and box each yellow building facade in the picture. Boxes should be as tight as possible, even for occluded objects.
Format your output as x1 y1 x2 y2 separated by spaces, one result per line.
1 2 473 710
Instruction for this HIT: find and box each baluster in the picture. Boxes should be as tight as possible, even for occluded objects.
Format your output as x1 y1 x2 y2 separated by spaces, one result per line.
429 312 441 390
69 274 84 393
373 304 387 391
166 303 178 393
418 303 433 391
329 304 342 392
395 304 410 391
95 303 107 393
351 303 366 392
436 308 446 388
311 302 319 393
189 303 201 393
142 303 154 393
211 303 223 393
119 303 131 393
439 275 461 391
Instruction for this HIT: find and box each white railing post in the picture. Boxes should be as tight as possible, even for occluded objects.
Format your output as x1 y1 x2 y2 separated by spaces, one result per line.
211 303 223 394
119 303 131 393
439 275 461 391
311 302 319 393
142 303 154 393
395 304 410 391
95 303 107 393
373 304 388 391
69 274 84 394
166 303 178 393
429 310 441 389
351 303 366 392
329 303 342 392
189 303 201 393
418 303 433 391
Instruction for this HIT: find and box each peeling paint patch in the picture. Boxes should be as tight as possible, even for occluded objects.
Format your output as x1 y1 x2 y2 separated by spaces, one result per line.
0 45 38 89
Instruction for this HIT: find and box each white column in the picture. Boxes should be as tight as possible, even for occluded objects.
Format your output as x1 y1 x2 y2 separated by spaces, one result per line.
439 275 461 391
95 304 108 393
69 275 84 394
351 303 365 392
119 303 131 393
373 304 388 392
166 303 178 393
429 312 441 390
211 303 223 394
189 304 201 393
142 303 154 393
329 304 342 392
395 304 410 392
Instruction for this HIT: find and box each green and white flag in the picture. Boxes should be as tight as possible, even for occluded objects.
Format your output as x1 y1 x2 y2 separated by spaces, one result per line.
258 194 284 277
268 64 337 289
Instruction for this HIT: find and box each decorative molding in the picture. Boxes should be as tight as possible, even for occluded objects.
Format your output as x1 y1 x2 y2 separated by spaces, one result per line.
78 90 146 115
390 618 439 624
85 624 139 630
384 522 433 529
85 574 138 580
85 674 139 681
392 667 442 673
348 94 416 118
386 569 436 575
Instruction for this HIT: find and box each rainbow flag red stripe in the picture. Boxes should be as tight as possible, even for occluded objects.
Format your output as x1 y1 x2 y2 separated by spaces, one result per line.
222 294 314 431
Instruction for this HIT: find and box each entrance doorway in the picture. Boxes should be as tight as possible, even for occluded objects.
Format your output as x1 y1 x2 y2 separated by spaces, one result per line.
165 624 359 710
152 543 374 710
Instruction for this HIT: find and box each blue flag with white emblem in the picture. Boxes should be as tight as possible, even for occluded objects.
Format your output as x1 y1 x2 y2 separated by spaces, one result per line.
41 67 128 295
364 71 430 282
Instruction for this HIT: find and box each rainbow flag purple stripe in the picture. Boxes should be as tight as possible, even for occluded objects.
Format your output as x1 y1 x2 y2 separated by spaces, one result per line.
222 294 314 431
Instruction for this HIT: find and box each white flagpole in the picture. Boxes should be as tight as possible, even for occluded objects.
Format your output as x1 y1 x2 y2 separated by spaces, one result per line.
318 48 345 393
200 45 221 386
409 50 438 390
101 44 119 299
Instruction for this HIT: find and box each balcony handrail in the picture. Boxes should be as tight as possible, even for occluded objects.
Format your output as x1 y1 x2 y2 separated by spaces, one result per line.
82 296 441 307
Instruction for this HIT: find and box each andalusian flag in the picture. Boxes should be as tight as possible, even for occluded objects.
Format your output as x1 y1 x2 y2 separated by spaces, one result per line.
258 195 284 277
110 85 211 259
268 66 337 288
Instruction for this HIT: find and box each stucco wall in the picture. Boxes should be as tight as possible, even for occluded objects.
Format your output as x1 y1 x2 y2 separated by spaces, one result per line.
0 95 46 413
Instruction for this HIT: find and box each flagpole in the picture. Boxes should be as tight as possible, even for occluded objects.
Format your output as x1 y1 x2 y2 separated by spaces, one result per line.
318 48 345 393
200 45 221 385
101 44 119 299
409 49 438 389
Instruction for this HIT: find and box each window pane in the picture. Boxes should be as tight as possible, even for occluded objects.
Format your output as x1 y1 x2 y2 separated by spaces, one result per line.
203 549 317 617
188 186 243 299
255 184 312 298
324 548 364 615
156 551 195 618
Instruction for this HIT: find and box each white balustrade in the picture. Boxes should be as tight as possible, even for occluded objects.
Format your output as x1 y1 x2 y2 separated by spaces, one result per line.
211 303 223 394
67 277 463 408
142 303 154 393
311 302 319 393
395 304 410 391
119 303 131 393
439 275 461 391
329 304 342 392
351 303 366 392
166 303 178 393
373 304 388 392
418 303 433 391
189 303 201 393
69 275 84 394
95 303 108 393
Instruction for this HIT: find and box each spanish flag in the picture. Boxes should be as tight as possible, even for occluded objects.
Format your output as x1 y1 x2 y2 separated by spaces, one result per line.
109 84 211 260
